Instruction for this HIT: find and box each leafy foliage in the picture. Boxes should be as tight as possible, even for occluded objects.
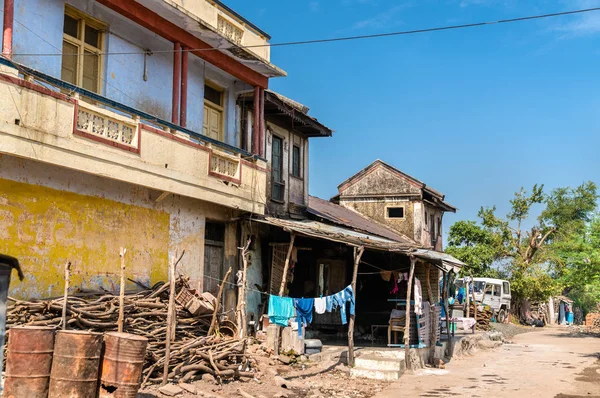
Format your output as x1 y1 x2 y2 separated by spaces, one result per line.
447 182 599 303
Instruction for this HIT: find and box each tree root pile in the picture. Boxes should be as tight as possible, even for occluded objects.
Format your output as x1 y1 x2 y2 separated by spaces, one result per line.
6 278 254 386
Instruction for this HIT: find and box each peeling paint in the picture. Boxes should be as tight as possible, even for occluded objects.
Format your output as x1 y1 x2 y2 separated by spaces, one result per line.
0 177 169 299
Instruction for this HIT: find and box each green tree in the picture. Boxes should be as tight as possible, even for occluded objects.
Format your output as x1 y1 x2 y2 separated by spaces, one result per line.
446 182 598 302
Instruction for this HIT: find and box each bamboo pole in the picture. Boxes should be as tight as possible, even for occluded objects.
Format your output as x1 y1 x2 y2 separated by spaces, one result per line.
404 256 416 370
62 261 71 330
347 246 364 367
118 247 126 333
163 250 185 386
275 234 296 355
237 238 252 338
209 267 232 336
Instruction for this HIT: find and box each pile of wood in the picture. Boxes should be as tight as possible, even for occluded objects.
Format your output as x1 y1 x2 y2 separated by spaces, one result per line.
469 304 493 331
6 277 253 385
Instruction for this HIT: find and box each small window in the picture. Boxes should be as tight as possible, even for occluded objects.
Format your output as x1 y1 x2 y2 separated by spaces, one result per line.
503 282 510 295
204 84 223 106
292 145 301 178
387 207 404 219
425 211 428 225
61 7 104 93
493 285 501 297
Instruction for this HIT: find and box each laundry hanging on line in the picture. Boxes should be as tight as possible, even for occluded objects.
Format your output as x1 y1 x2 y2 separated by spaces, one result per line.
268 285 355 328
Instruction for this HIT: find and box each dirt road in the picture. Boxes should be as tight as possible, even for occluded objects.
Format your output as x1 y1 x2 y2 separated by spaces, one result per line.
376 327 600 398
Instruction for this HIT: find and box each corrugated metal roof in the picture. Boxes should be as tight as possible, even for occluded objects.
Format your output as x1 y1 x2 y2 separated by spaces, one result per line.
307 196 416 245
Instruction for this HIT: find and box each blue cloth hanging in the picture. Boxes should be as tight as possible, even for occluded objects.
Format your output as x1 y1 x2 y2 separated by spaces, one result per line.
294 298 314 337
268 295 295 327
330 285 355 325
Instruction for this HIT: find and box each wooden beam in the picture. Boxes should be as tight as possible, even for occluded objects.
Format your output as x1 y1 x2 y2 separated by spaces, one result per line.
348 246 365 367
404 256 416 369
95 0 269 88
278 234 296 296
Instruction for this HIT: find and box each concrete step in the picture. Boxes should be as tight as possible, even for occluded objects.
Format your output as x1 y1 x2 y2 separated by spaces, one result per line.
350 367 403 381
354 355 405 372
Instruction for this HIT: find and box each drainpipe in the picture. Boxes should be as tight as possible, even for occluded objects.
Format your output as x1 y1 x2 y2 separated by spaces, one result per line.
2 0 14 59
179 46 188 127
253 86 260 155
172 42 181 125
258 88 265 158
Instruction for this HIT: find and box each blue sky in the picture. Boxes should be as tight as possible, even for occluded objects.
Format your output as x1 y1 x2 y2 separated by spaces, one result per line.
227 0 600 235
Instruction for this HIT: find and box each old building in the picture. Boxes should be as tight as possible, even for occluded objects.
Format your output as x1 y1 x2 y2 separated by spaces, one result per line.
0 0 285 298
333 160 456 251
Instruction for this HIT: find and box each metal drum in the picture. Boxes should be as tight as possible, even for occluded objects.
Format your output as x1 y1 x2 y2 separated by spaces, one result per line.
48 330 103 398
3 326 55 398
98 332 148 398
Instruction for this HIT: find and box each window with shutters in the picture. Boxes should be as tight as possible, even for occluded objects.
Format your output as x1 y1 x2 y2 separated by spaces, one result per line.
292 145 301 178
203 82 225 142
271 135 285 202
61 7 104 93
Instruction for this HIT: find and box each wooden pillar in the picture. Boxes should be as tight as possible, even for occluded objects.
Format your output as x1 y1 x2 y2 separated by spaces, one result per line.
258 88 265 158
425 264 436 364
465 279 470 318
179 46 188 127
172 42 181 125
237 238 252 338
252 87 260 155
348 246 365 367
404 256 416 369
2 0 14 59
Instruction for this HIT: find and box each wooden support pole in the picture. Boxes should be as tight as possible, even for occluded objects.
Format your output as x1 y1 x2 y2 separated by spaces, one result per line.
442 271 453 357
465 279 470 318
404 256 417 369
278 234 296 296
209 267 232 336
163 250 185 386
348 246 365 367
275 234 296 355
471 275 478 323
425 264 436 364
62 261 71 330
118 247 126 333
237 238 252 338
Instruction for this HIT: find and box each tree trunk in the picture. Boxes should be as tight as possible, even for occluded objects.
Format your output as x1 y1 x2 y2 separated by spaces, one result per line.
237 239 252 338
348 246 364 367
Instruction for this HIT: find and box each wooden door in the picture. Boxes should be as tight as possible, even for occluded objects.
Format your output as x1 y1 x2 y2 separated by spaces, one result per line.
203 105 222 141
203 241 224 295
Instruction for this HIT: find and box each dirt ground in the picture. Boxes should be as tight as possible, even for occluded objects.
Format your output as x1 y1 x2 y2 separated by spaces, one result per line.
140 353 391 398
140 326 599 398
377 326 600 398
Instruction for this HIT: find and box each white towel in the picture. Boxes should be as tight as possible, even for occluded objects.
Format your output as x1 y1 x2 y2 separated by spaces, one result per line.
314 297 327 314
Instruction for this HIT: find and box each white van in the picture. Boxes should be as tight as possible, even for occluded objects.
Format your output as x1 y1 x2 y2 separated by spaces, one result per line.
472 278 511 323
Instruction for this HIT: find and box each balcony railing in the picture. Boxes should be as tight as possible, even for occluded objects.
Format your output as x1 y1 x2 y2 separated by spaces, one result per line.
0 56 262 161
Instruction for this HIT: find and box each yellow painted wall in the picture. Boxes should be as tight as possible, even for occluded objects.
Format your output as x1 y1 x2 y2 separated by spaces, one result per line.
0 178 170 299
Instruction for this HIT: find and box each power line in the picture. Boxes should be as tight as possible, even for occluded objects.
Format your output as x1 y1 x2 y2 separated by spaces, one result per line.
8 7 600 57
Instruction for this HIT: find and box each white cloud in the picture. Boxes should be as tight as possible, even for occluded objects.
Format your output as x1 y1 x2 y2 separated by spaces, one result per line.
352 4 410 30
552 0 600 37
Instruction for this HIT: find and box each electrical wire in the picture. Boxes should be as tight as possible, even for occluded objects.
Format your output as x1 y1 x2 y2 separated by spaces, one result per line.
7 7 600 57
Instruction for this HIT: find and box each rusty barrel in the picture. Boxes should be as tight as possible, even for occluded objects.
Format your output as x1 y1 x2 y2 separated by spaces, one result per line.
98 332 148 398
48 330 103 398
4 326 55 398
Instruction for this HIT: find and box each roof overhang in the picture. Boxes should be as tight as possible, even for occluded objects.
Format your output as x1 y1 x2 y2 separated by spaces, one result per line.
254 217 464 273
239 91 333 137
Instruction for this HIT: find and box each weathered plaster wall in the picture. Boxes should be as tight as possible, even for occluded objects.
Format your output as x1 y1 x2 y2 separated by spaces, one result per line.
339 166 422 197
0 155 235 299
264 121 308 217
11 0 250 146
342 199 416 239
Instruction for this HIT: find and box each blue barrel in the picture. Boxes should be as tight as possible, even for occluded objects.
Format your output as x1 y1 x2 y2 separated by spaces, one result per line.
567 312 574 324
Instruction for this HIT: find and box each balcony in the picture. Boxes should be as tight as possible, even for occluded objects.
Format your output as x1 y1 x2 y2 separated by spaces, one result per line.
0 60 267 214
